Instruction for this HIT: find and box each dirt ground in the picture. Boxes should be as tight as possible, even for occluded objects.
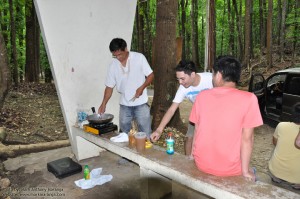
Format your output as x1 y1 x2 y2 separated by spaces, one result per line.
0 83 68 145
0 83 274 176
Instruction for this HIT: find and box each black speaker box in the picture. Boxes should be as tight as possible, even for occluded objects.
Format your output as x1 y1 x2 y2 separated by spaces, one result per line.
47 157 82 179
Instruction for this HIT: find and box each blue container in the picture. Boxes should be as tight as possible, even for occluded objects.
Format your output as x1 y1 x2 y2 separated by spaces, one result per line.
166 138 174 155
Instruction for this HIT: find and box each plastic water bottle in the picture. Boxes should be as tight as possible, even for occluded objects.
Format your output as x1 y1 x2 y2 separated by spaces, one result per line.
84 165 90 180
166 132 174 155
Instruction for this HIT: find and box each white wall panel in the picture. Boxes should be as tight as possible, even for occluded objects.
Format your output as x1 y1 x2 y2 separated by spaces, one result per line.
34 0 137 150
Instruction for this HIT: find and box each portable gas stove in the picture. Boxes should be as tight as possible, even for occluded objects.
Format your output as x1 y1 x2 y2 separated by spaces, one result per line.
83 122 118 135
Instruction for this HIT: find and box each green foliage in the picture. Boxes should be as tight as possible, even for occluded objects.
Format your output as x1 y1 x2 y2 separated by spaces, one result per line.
131 0 156 62
1 0 299 84
285 6 300 44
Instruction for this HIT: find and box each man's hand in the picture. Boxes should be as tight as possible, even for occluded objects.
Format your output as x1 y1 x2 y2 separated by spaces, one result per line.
98 104 106 114
150 130 161 142
188 154 194 161
135 86 144 98
243 168 256 182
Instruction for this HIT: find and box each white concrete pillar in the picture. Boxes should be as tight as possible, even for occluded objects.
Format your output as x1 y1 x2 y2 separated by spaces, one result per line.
34 0 137 157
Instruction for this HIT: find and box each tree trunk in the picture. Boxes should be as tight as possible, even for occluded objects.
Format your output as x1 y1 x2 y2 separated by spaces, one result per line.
176 37 183 64
0 140 70 159
228 0 235 55
9 0 19 87
205 0 216 72
35 9 41 80
191 0 199 66
137 1 145 54
132 6 138 50
266 0 273 68
0 32 10 110
180 0 188 60
144 1 151 62
260 0 267 56
200 14 205 65
134 5 139 51
232 0 243 61
44 68 53 83
250 2 254 59
279 0 287 62
243 0 251 69
292 0 299 64
220 0 226 56
277 0 282 45
25 0 39 82
152 0 182 131
16 1 25 83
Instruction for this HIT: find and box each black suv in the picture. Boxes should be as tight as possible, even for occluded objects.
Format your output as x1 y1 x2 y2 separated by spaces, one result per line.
249 67 300 123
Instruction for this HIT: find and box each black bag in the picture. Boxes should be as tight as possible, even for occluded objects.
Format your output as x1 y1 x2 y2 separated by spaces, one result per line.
47 157 82 179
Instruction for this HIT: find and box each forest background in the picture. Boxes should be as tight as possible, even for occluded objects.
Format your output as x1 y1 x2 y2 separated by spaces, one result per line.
0 0 299 144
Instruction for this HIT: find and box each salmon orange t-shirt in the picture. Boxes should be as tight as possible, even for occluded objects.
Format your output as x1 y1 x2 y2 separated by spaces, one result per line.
189 87 263 176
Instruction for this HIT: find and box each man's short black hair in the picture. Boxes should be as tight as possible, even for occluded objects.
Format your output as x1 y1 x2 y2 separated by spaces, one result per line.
175 60 196 75
109 38 127 52
213 55 241 84
292 104 300 124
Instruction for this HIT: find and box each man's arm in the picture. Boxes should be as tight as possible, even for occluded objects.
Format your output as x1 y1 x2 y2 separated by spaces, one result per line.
295 131 300 149
135 72 154 97
241 127 255 181
189 123 198 160
272 123 280 146
272 136 278 146
150 102 180 142
98 86 113 114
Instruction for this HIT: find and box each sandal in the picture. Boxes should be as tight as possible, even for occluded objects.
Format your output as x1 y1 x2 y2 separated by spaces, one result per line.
271 177 282 184
292 184 300 190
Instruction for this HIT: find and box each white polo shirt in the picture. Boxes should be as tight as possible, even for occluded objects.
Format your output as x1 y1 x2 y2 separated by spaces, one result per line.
173 72 213 103
105 52 153 106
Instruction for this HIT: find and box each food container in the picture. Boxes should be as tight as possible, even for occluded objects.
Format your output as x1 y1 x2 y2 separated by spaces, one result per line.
134 132 146 153
129 133 136 148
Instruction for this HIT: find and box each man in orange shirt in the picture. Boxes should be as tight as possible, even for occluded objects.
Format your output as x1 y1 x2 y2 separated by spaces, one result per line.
189 55 263 181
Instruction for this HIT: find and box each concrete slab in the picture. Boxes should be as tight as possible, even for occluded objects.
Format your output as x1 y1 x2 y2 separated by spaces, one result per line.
2 146 300 199
3 147 141 199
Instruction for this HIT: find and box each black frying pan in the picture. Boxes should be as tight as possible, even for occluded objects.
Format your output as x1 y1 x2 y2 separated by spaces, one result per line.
86 107 114 124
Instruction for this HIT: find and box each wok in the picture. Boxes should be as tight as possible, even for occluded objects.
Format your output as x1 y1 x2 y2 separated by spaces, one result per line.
86 107 114 124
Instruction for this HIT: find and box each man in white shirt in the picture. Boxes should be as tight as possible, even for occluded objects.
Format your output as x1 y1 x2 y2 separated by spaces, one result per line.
150 60 213 155
98 38 154 137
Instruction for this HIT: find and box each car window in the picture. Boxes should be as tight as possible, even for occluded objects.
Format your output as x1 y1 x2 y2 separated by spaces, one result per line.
267 74 286 87
286 76 300 95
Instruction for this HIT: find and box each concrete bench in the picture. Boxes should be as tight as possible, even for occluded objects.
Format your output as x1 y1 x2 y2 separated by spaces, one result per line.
71 127 299 199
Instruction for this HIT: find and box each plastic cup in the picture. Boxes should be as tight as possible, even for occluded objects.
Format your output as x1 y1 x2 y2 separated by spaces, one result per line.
128 133 136 148
134 132 146 153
